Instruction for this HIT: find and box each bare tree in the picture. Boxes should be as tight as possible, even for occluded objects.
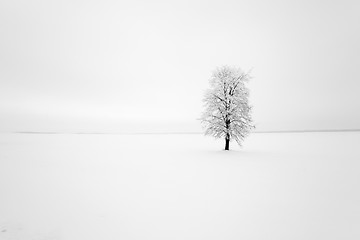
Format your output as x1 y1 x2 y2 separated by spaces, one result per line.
201 66 254 150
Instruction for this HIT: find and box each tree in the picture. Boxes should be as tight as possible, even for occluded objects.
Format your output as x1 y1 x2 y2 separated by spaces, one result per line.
201 66 254 150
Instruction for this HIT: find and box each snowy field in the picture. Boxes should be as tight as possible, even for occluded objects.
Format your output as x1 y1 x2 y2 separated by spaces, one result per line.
0 132 359 240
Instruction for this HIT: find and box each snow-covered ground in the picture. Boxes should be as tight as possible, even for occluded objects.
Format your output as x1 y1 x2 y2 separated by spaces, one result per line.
0 132 359 240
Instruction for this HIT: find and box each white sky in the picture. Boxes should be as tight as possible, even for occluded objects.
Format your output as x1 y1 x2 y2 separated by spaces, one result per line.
0 0 359 133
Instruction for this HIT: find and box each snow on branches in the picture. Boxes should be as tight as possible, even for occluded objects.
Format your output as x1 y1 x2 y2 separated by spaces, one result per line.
201 66 254 150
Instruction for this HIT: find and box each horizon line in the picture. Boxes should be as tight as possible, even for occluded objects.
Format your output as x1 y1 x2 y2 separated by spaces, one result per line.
3 129 360 135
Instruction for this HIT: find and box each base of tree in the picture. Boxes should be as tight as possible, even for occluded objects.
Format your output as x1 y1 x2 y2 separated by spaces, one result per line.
225 138 230 150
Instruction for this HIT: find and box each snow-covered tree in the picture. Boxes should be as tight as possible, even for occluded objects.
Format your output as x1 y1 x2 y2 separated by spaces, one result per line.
201 66 254 150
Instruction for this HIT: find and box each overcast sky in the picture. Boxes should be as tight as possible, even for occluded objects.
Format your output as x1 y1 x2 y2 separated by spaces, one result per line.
0 0 359 133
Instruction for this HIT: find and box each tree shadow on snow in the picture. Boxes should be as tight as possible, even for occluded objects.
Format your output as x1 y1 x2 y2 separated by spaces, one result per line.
197 148 276 161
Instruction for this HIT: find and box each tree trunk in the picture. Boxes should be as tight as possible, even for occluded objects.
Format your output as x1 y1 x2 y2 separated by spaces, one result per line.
225 118 231 150
225 134 230 150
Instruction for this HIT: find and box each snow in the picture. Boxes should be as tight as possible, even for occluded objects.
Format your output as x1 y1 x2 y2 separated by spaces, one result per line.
0 132 359 240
